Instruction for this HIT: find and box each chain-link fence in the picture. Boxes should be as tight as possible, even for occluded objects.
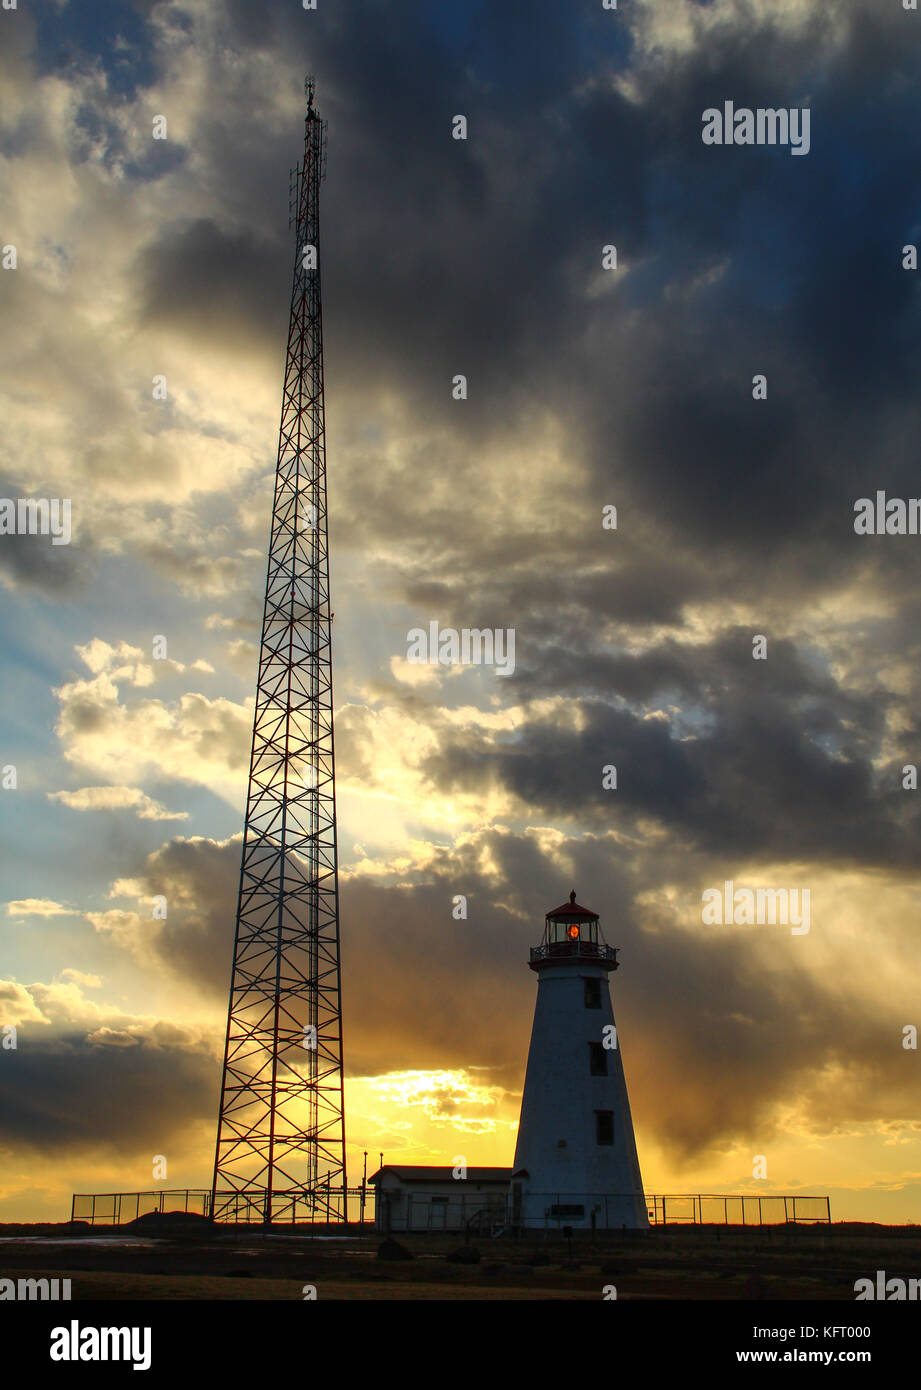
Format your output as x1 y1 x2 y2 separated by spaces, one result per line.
70 1187 830 1229
71 1190 211 1225
376 1191 831 1233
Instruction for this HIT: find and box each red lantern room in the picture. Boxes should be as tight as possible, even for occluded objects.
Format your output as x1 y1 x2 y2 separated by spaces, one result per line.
529 890 619 972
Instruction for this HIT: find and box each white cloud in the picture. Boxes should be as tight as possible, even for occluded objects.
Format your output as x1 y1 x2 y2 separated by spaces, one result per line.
58 969 102 989
389 654 454 687
0 979 51 1027
53 644 251 805
75 640 153 682
5 899 77 919
85 909 146 959
48 785 189 822
85 1027 140 1048
0 971 216 1048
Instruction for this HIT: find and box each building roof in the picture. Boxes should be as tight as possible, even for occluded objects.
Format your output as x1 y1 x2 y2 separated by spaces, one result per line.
546 889 598 920
369 1166 512 1184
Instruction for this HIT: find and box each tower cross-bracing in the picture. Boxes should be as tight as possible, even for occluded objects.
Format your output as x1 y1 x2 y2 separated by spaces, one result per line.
211 78 346 1225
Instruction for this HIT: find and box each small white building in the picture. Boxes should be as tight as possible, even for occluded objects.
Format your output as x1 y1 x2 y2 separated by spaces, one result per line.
370 1166 512 1234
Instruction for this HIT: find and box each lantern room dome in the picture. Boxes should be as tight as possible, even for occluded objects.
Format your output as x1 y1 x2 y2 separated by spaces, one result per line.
530 890 618 972
546 889 598 921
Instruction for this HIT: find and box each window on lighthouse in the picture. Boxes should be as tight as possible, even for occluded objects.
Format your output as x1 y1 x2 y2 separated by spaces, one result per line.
589 1042 608 1076
595 1110 615 1146
584 978 601 1009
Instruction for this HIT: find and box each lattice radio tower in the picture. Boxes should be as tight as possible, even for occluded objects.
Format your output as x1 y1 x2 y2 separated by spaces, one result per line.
211 78 347 1225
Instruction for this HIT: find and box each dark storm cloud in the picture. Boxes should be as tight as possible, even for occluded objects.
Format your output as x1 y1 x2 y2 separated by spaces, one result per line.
117 0 921 618
129 834 241 995
137 218 289 351
96 0 921 606
95 826 919 1162
287 0 921 889
0 472 92 595
340 829 918 1163
225 0 921 704
0 1021 214 1156
0 530 90 596
625 914 907 1164
416 628 921 868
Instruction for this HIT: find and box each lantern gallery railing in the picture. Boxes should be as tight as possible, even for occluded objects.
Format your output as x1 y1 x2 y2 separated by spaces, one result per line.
529 941 619 965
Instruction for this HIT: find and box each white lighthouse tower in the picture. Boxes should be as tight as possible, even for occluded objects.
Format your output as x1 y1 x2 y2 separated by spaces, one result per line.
511 891 647 1231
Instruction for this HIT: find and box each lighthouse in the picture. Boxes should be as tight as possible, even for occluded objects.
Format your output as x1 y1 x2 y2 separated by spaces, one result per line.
511 891 648 1230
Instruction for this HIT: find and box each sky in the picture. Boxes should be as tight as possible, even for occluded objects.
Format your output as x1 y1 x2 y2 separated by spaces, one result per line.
1 0 920 1225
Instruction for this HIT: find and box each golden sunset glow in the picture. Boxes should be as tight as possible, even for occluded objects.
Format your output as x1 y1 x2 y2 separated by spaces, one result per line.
2 0 921 1241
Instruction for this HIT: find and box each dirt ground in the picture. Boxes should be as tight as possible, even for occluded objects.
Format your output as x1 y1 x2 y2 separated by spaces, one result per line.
1 1219 918 1300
